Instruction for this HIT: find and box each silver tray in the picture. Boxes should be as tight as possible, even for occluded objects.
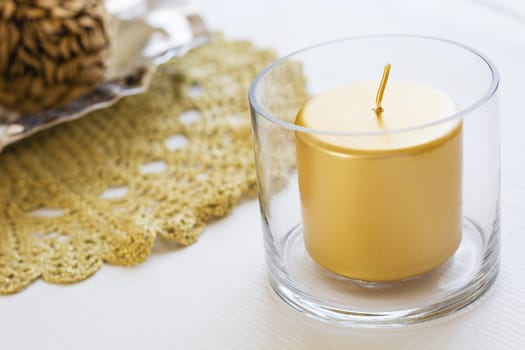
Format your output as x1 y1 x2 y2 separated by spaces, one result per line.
0 0 208 151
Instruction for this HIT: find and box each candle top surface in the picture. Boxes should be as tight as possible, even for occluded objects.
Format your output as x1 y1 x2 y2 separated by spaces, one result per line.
295 81 461 152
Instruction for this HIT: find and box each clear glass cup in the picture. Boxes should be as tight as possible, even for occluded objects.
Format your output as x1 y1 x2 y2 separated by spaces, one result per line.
248 35 500 327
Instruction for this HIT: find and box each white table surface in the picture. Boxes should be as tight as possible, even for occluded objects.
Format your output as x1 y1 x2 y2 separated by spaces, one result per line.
2 0 525 349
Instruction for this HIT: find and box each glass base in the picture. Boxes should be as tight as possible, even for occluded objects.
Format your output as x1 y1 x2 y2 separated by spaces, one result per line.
266 217 499 327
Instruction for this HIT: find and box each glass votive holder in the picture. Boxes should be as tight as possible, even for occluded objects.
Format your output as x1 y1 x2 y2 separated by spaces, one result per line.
248 35 500 327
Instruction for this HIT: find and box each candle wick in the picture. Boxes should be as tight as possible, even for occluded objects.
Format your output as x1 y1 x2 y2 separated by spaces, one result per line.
374 63 391 117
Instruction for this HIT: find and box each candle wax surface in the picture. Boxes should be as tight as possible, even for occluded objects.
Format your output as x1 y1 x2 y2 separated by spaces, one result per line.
296 81 460 151
295 81 462 282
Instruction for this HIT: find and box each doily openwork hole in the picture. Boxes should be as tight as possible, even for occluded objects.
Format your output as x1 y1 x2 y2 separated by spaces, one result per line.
141 160 168 174
165 134 189 151
179 109 201 125
187 84 203 98
28 208 65 218
99 186 129 199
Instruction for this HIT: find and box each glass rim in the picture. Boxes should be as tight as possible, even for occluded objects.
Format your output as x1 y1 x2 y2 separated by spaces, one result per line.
248 34 500 137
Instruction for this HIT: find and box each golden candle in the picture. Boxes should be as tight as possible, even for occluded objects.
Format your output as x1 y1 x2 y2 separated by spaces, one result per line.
295 80 462 282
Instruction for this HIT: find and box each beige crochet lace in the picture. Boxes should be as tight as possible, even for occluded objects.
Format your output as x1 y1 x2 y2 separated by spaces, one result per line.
0 36 307 294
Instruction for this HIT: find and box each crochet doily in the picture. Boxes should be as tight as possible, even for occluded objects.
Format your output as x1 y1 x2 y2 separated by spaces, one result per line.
0 36 307 294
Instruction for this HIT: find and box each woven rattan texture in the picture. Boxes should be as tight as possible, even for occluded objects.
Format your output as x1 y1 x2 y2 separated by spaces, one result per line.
0 37 307 294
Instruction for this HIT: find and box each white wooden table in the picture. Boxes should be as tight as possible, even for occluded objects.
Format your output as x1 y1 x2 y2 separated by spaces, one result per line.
2 0 525 348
